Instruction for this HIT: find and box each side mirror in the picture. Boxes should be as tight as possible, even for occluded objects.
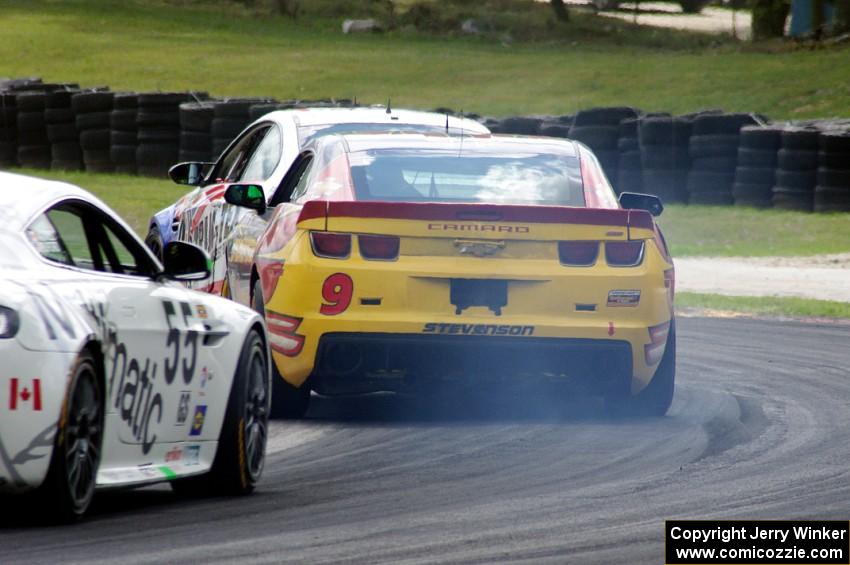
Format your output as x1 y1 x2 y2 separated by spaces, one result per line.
168 162 211 186
225 184 266 213
161 241 211 282
619 192 664 217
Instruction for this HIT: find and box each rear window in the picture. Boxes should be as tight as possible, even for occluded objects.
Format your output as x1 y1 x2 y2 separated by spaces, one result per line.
299 123 473 143
348 149 584 206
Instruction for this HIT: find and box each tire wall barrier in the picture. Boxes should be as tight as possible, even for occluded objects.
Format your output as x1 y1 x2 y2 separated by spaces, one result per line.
2 77 849 212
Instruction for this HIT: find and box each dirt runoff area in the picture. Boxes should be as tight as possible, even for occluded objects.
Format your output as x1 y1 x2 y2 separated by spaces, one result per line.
675 253 850 302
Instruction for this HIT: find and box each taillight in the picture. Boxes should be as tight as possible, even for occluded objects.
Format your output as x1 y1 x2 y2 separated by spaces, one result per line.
605 241 644 267
359 234 400 260
645 321 670 365
664 268 675 307
310 232 351 259
558 241 599 266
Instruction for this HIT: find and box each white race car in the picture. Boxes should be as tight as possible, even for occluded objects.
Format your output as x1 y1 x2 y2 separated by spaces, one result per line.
0 172 270 522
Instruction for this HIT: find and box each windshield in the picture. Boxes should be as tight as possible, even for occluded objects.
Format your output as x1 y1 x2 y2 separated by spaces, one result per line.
347 148 584 206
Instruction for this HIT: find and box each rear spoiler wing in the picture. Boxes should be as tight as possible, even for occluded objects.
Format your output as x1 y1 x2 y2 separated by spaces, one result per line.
298 200 654 231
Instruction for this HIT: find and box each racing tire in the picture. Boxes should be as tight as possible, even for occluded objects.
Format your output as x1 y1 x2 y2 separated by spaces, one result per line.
75 111 111 131
110 130 137 147
110 109 138 131
819 151 850 170
734 166 776 186
15 91 47 111
112 92 139 110
37 349 104 522
47 122 78 143
144 225 164 262
214 98 272 118
775 169 816 191
819 132 850 153
772 187 814 211
607 323 676 417
688 134 740 159
777 149 817 171
572 106 638 127
690 156 737 173
780 128 819 151
567 125 619 150
739 126 782 150
211 117 249 139
179 102 216 131
539 123 571 138
44 108 74 124
71 91 113 114
172 328 269 497
737 147 778 167
691 113 757 136
688 191 734 206
252 280 311 419
814 186 850 212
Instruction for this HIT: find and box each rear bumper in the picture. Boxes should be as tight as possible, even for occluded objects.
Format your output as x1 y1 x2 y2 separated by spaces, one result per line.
309 332 633 396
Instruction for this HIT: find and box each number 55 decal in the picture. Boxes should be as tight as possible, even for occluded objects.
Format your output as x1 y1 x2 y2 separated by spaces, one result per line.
320 273 353 316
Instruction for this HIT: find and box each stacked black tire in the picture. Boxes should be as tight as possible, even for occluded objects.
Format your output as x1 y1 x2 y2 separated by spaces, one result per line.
15 91 52 169
639 115 690 203
538 115 572 139
72 90 114 173
0 92 16 167
617 117 642 194
45 89 83 171
687 113 758 205
773 128 819 211
110 93 140 175
179 101 216 163
211 98 272 159
569 107 639 192
732 126 782 208
815 132 850 212
136 92 194 177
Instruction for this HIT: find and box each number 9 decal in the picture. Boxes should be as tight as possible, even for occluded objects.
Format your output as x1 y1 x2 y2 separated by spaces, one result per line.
320 273 354 315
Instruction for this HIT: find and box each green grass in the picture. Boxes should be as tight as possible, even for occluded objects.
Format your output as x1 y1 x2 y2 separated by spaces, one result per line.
658 204 850 257
0 0 847 118
678 292 850 318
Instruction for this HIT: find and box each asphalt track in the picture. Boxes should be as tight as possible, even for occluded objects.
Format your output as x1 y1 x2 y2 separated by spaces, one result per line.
1 316 849 564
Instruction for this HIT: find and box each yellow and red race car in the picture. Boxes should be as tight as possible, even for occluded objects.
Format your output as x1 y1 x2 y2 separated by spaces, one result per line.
224 133 676 418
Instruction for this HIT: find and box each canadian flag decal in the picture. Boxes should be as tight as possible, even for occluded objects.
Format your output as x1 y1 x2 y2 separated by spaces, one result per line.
9 378 42 411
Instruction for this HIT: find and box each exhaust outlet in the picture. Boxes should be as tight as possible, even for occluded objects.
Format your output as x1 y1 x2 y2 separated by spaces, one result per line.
326 343 363 376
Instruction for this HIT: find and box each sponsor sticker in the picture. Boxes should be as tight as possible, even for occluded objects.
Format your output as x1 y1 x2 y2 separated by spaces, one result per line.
165 446 182 463
607 289 641 307
8 378 42 411
422 323 534 336
200 367 213 389
176 392 191 425
185 445 201 466
190 405 207 437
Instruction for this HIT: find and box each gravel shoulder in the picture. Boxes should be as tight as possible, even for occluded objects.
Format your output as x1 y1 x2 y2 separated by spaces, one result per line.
676 254 850 302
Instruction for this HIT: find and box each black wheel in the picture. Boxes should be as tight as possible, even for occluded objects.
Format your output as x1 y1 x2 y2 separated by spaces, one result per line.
39 350 103 522
252 279 311 419
144 224 164 262
172 328 269 496
607 322 676 417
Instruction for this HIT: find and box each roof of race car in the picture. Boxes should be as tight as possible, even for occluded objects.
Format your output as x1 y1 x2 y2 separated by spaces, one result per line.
259 106 490 134
0 171 128 233
332 131 580 156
